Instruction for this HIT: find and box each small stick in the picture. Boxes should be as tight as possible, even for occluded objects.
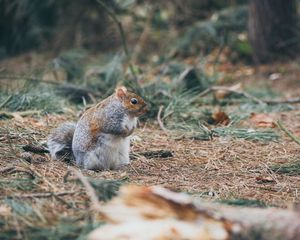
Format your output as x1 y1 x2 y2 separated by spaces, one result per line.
0 110 41 118
95 0 137 82
0 95 12 109
199 86 300 105
22 144 49 154
0 166 15 174
276 121 300 146
0 75 101 97
1 191 77 199
0 75 60 85
199 86 266 105
132 4 155 63
264 97 300 104
73 169 101 211
19 160 58 191
157 105 169 133
0 166 35 179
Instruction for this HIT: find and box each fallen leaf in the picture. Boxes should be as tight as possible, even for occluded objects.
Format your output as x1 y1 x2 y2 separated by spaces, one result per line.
256 176 276 184
0 205 11 217
214 83 243 100
11 112 24 122
208 111 230 125
250 113 276 128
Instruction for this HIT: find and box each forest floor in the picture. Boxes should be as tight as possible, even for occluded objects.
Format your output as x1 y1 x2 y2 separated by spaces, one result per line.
0 55 300 238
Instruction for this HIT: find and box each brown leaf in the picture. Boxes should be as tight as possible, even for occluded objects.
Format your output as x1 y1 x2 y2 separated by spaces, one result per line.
256 176 276 184
0 205 11 217
214 83 243 100
250 113 276 128
210 111 230 125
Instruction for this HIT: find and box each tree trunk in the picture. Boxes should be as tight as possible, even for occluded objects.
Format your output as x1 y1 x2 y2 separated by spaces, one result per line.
248 0 298 63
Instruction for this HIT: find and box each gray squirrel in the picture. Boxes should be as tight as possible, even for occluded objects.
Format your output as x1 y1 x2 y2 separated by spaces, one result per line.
47 86 148 170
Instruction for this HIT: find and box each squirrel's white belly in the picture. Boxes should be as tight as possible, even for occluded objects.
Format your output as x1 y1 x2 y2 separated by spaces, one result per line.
84 134 130 170
122 115 137 132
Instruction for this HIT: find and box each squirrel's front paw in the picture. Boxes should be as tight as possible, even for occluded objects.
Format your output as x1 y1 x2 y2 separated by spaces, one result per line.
123 126 135 137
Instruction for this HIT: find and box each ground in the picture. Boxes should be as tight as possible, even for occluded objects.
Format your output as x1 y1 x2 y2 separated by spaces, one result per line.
0 56 300 238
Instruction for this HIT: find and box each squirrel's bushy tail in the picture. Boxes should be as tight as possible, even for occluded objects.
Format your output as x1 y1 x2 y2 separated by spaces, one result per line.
47 122 76 161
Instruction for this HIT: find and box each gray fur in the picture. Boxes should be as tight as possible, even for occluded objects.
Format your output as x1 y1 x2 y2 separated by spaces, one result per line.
96 100 128 135
47 122 76 161
48 98 137 170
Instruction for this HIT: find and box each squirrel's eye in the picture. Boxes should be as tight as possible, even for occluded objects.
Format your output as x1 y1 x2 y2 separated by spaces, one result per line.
130 98 138 105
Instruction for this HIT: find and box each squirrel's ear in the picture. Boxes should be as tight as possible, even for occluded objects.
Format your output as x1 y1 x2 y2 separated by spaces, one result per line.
115 86 127 100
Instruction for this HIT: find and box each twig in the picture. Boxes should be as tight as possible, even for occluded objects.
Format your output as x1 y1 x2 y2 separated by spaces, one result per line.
139 150 173 159
0 95 12 109
1 191 77 199
276 121 300 146
199 86 300 105
264 97 300 104
0 75 101 97
72 169 101 211
19 159 58 191
198 86 266 105
157 105 169 133
0 75 61 85
0 110 42 119
177 66 194 83
95 0 137 82
132 4 155 63
22 144 49 154
0 166 35 179
0 166 15 173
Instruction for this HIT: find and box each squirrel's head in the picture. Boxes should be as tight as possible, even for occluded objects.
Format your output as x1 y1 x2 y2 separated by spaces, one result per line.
115 86 148 117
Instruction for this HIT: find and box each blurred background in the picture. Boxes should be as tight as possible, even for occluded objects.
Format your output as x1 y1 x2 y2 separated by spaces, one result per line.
0 0 299 117
0 0 298 61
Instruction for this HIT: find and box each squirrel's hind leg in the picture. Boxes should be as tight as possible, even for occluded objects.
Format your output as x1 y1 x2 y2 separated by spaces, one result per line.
116 136 130 168
77 136 131 171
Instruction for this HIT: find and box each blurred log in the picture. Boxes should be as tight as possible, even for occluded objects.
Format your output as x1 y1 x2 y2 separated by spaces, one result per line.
88 185 300 240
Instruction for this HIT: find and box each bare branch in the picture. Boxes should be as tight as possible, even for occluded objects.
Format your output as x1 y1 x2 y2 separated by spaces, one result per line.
95 0 137 82
276 120 300 146
199 86 266 105
157 105 169 133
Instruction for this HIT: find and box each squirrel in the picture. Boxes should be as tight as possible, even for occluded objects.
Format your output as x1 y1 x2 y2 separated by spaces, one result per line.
47 86 148 170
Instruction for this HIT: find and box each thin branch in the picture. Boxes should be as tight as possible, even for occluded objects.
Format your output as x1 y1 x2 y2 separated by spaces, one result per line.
0 166 15 173
19 160 58 191
157 105 169 133
199 86 300 105
132 4 155 63
0 75 61 85
199 86 266 105
264 97 300 104
0 166 35 179
2 191 78 199
276 120 300 146
22 144 49 154
72 169 102 212
0 95 12 109
0 75 101 97
95 0 137 82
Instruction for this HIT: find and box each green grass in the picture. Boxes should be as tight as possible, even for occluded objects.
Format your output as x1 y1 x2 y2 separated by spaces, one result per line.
0 216 101 240
218 198 268 208
0 85 66 114
271 161 300 176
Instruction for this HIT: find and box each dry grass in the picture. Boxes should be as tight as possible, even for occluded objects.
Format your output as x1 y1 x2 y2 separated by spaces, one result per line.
1 110 300 208
1 109 300 239
1 57 300 238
